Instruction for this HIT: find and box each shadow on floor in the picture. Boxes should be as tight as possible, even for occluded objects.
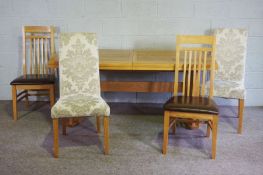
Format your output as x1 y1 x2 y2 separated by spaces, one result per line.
41 118 103 157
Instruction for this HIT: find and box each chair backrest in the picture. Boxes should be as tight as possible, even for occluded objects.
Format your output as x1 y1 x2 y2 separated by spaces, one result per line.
23 26 55 75
214 28 248 84
59 33 100 97
174 35 216 98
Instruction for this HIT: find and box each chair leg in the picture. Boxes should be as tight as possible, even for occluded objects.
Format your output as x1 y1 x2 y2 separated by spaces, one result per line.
96 116 101 133
49 85 55 107
206 121 211 137
53 118 59 158
211 116 218 159
62 118 68 135
238 99 244 134
25 90 29 108
12 85 18 121
162 111 170 155
103 116 109 155
172 118 176 134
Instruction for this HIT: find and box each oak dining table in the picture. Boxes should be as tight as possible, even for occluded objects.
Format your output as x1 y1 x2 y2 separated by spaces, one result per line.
48 49 217 128
49 49 217 93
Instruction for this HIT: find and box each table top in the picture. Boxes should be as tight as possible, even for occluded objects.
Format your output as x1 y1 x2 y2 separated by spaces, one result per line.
48 49 216 71
100 49 178 71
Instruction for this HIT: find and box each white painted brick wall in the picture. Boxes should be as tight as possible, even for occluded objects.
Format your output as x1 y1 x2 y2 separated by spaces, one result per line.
0 0 262 106
122 0 157 18
158 0 194 18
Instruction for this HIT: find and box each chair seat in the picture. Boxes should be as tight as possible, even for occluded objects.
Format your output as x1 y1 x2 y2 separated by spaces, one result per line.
206 80 245 99
51 94 110 118
10 74 55 85
164 96 218 115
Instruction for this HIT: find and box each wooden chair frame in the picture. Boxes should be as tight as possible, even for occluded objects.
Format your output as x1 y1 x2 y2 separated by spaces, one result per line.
52 116 109 158
162 35 219 159
11 26 56 121
237 99 244 134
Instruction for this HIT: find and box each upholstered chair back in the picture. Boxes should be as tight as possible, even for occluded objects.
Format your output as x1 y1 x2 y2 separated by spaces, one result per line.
59 33 100 97
214 29 248 84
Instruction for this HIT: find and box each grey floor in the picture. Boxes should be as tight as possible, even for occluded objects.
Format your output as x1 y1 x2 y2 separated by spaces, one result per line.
0 101 263 175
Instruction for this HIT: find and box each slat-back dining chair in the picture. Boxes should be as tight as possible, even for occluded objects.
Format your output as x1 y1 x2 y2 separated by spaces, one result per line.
51 33 110 158
163 35 219 159
10 26 56 121
213 29 247 134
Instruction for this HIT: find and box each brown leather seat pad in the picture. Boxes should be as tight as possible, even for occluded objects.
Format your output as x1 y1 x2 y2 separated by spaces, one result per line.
164 96 219 115
10 74 55 85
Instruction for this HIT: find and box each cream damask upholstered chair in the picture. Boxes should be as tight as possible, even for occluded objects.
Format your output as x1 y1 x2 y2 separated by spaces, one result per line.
51 33 110 158
213 29 248 134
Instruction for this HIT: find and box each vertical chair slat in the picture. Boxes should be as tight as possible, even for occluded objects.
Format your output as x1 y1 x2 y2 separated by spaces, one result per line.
209 37 216 98
50 26 55 55
187 51 192 96
41 38 44 74
47 39 52 74
192 51 197 96
33 38 36 74
45 38 48 74
30 37 33 74
201 51 207 96
22 28 26 75
37 38 40 75
182 50 187 96
173 47 180 96
196 51 202 97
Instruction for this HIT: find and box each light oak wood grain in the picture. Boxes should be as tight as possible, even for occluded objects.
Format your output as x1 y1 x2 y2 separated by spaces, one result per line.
163 35 219 159
12 26 56 121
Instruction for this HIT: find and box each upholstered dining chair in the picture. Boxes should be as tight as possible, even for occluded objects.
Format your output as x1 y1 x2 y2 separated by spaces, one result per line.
213 29 248 134
10 26 56 121
51 33 110 158
163 35 219 159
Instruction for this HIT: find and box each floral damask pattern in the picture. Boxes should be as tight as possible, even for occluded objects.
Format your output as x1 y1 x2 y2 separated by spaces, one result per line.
215 29 248 83
52 94 110 117
51 33 110 118
207 80 245 99
212 29 247 99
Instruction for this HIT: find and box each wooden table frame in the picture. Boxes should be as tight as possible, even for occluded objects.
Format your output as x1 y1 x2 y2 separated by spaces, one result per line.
100 49 175 93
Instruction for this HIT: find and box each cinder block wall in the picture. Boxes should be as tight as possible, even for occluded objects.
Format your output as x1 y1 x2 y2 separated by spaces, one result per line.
0 0 262 106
